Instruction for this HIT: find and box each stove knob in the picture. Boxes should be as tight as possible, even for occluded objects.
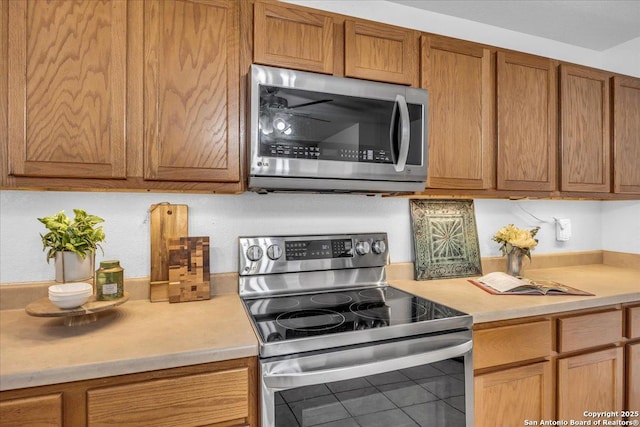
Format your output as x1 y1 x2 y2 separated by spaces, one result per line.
246 245 263 262
355 240 370 256
372 240 386 255
267 244 283 260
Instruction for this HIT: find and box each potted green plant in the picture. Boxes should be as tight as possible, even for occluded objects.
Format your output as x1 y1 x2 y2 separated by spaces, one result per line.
38 209 106 282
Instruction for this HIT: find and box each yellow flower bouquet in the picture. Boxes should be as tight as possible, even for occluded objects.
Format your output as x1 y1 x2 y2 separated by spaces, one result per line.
492 224 540 261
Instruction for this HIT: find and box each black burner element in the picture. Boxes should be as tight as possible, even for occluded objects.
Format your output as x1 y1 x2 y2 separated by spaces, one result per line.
276 309 345 332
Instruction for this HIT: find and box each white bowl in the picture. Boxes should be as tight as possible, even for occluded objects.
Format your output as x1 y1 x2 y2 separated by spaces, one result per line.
48 282 93 296
49 293 90 309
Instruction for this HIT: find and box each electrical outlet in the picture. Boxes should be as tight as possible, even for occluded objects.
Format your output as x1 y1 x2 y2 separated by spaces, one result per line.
556 218 571 241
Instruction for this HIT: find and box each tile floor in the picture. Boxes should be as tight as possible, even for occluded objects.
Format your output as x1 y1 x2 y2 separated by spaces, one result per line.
274 359 467 427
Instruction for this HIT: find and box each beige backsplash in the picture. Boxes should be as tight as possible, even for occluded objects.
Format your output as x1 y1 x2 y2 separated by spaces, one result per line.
1 251 637 310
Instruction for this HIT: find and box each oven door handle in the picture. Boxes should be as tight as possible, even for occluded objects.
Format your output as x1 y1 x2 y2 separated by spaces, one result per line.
263 339 472 390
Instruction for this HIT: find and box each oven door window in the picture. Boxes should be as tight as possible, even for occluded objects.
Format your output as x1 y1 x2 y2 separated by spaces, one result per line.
258 85 424 167
274 358 466 427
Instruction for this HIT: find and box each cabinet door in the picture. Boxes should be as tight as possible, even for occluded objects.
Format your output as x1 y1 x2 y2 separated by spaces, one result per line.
496 52 557 191
557 347 624 421
0 393 62 427
144 0 239 182
344 20 418 86
629 342 640 411
7 0 127 179
422 36 493 189
253 1 334 74
559 64 611 192
87 368 250 426
475 362 553 427
612 76 640 194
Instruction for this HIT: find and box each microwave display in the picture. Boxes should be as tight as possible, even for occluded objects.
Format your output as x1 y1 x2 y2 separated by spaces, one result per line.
258 85 423 166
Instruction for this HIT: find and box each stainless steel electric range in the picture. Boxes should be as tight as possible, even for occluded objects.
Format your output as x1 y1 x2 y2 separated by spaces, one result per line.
239 233 473 427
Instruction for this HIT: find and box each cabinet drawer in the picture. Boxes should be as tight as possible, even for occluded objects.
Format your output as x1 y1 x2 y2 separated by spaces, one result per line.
474 320 552 370
0 393 62 427
627 305 640 339
87 368 249 426
558 309 623 353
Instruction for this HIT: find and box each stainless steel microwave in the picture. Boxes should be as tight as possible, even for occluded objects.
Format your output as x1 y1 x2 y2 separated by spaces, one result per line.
248 65 429 194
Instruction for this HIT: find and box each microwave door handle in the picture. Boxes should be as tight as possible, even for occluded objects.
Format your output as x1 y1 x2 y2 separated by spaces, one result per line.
263 339 472 390
390 94 410 172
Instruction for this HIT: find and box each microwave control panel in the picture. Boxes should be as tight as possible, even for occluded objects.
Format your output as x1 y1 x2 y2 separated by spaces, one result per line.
260 142 391 163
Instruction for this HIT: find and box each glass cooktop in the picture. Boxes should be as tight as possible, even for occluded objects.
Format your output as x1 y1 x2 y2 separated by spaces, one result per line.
243 286 469 349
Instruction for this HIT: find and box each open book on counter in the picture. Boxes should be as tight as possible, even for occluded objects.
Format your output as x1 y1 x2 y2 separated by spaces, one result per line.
469 272 594 296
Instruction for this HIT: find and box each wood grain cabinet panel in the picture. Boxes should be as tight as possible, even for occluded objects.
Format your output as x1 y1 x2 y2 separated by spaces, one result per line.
144 0 240 182
557 347 624 421
557 309 623 353
496 51 557 191
0 393 62 427
87 368 249 427
253 1 334 74
627 305 640 339
559 64 612 192
474 320 551 369
344 20 418 86
475 362 553 427
421 36 493 189
7 0 127 179
628 342 640 410
612 76 640 194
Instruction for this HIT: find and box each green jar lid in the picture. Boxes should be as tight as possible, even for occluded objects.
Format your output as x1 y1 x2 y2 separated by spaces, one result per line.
100 260 121 269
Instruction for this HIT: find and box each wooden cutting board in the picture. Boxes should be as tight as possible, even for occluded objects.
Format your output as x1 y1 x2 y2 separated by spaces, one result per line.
168 237 211 303
150 203 188 302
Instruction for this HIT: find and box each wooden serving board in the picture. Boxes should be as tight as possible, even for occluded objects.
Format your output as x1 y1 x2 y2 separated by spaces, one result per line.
25 293 130 326
150 203 188 302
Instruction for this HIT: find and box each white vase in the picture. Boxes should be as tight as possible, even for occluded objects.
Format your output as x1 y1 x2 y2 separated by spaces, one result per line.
55 252 94 283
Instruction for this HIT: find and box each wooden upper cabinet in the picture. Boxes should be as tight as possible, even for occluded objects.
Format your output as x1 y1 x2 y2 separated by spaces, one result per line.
144 0 240 182
612 76 640 194
422 36 493 189
496 51 557 191
7 0 127 179
559 64 611 193
253 1 334 74
344 20 419 86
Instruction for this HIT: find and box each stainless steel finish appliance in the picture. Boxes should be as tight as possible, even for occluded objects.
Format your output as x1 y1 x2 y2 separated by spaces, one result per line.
249 65 429 194
239 233 473 427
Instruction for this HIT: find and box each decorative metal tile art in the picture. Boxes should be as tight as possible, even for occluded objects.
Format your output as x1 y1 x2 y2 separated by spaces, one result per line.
409 199 482 280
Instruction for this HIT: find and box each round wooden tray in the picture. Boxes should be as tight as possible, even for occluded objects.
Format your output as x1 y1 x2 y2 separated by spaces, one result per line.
25 292 130 326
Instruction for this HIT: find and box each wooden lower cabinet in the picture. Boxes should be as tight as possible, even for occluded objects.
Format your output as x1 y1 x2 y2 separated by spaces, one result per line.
475 362 553 426
628 342 640 410
0 357 258 427
474 304 638 425
0 393 63 427
557 347 624 421
87 368 249 426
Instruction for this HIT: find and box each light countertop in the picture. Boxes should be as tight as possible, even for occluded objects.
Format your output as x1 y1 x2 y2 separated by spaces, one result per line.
1 264 639 392
390 264 640 323
0 294 258 391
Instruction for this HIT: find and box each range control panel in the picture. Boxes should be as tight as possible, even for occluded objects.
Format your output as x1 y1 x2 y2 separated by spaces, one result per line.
238 233 388 276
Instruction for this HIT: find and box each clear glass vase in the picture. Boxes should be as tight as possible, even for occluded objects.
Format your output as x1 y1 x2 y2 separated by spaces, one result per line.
506 248 524 277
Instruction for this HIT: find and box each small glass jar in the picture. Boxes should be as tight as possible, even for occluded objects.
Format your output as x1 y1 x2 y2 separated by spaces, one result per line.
95 260 124 300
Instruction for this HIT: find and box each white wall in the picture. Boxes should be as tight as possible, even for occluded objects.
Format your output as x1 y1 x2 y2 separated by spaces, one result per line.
1 190 638 284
